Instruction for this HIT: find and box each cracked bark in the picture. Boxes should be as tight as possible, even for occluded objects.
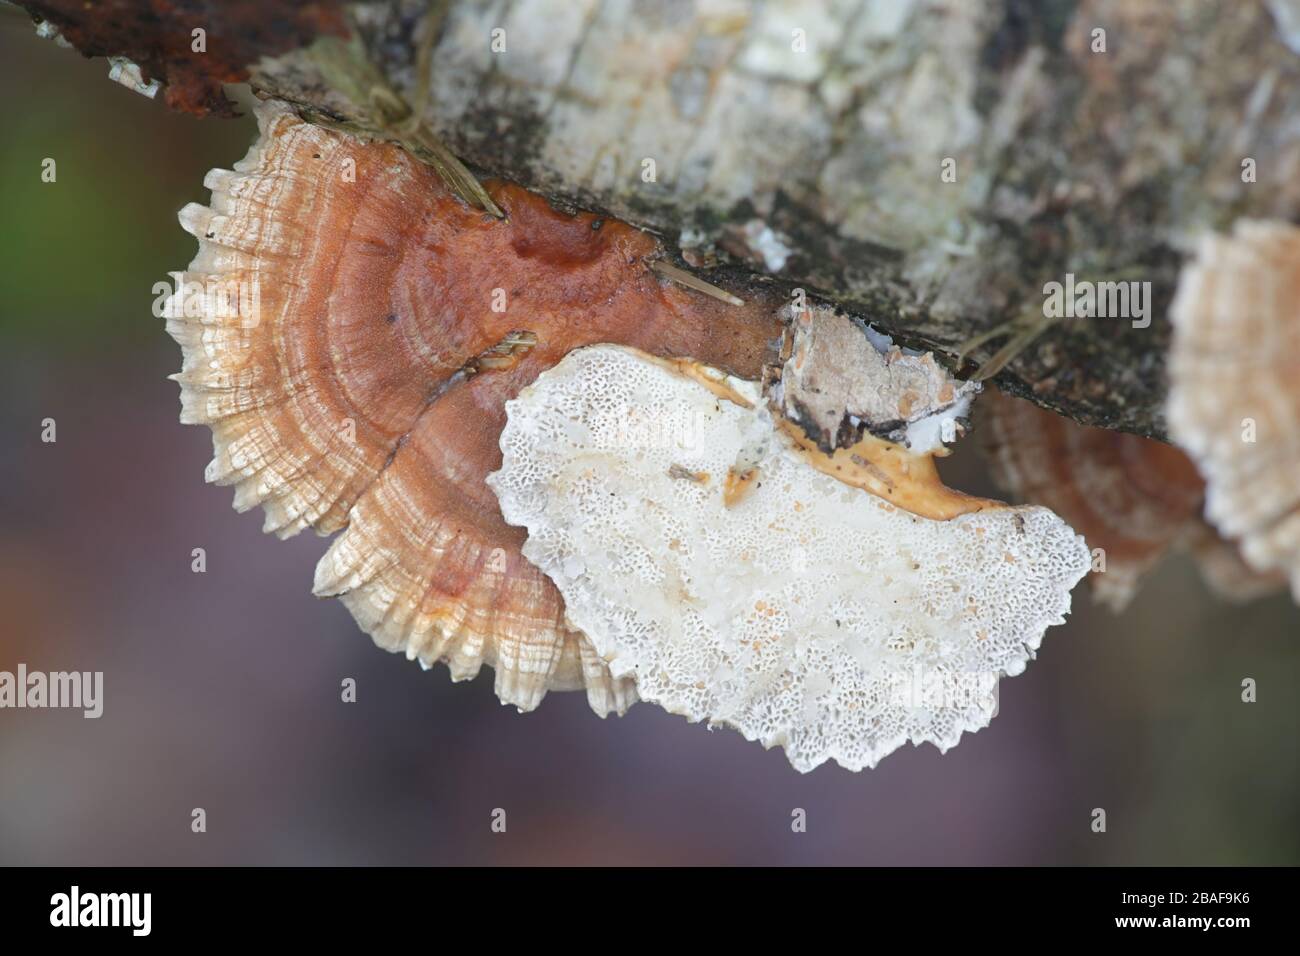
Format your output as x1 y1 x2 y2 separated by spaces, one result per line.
20 0 1300 439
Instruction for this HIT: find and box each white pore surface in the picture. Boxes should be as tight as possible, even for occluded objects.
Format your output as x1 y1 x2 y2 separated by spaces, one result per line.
489 346 1090 772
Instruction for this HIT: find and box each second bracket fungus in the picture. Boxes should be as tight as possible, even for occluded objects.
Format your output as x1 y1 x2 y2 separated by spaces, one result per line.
1169 220 1300 601
983 389 1205 609
983 389 1282 608
490 345 1091 772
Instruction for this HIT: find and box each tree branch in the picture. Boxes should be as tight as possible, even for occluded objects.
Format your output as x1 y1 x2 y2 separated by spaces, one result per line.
20 0 1300 439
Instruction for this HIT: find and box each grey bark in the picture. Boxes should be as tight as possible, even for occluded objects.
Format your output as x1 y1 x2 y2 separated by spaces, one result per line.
145 1 1300 437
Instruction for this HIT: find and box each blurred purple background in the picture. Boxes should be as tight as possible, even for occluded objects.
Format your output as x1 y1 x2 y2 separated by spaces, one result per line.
0 22 1296 866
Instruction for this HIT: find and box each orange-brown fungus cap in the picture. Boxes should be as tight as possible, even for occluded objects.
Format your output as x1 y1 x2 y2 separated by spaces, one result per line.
980 389 1207 610
166 101 782 714
983 390 1283 608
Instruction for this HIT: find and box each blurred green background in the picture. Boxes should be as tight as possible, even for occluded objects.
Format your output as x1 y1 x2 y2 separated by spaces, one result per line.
0 17 1295 866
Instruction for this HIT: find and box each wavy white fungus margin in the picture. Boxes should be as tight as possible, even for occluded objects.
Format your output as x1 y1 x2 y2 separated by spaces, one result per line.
488 345 1091 772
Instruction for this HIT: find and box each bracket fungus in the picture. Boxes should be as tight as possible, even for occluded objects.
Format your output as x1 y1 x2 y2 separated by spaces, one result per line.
490 345 1091 771
164 100 782 715
982 389 1218 609
1169 220 1300 601
982 389 1282 608
166 99 1093 769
